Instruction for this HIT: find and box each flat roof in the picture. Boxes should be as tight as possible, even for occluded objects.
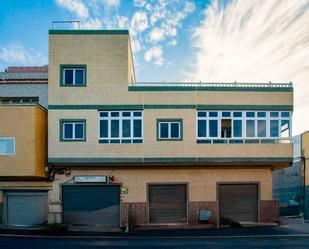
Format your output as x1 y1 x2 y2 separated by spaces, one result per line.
49 29 129 35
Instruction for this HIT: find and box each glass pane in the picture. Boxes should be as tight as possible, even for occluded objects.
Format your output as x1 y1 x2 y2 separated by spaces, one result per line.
75 123 84 139
170 122 180 138
270 112 279 117
233 112 242 117
222 112 231 117
111 120 119 138
246 112 255 118
159 123 169 138
64 123 73 139
246 120 255 137
281 120 290 137
198 120 207 137
281 112 290 118
122 112 131 117
64 69 73 85
257 112 266 117
100 120 108 138
122 120 131 138
209 120 218 137
133 112 142 117
100 112 108 117
270 120 279 137
111 112 119 117
209 112 218 117
133 120 142 138
75 69 84 85
0 139 14 155
198 112 206 117
257 120 266 137
233 120 242 137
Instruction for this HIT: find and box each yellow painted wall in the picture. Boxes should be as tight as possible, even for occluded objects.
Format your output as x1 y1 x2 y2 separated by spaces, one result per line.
0 105 47 177
302 132 309 185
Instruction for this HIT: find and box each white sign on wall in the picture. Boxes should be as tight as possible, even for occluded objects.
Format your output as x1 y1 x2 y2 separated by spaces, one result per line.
74 175 108 183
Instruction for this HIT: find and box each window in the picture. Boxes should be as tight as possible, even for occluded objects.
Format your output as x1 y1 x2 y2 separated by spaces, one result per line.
197 111 292 142
0 97 39 104
60 65 86 86
157 119 182 141
60 120 86 141
0 138 15 155
99 111 143 143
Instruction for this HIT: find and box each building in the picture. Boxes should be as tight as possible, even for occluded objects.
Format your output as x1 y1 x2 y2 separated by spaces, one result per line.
0 104 49 226
47 29 293 229
0 66 48 108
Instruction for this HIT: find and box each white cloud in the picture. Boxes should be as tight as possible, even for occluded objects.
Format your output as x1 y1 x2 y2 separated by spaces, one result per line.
130 11 148 35
144 46 164 65
117 15 128 29
167 40 177 46
149 27 165 42
55 0 88 19
81 18 102 29
189 0 309 135
0 43 46 66
103 0 120 8
131 38 142 53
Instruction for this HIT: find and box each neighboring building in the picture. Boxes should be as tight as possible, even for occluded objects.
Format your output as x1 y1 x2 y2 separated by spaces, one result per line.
47 29 293 228
0 66 48 108
0 104 50 226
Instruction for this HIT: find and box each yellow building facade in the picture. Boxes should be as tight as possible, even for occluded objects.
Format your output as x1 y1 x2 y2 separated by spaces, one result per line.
47 30 293 228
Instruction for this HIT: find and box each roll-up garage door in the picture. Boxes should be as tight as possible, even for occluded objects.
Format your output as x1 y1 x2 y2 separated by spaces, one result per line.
219 183 258 222
62 185 120 227
6 191 48 226
149 184 187 224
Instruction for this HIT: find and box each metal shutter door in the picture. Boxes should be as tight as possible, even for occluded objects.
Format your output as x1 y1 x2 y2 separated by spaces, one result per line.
7 192 48 225
219 184 258 222
62 185 120 227
149 184 187 224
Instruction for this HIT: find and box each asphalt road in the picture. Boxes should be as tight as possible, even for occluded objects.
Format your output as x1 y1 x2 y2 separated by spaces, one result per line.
1 235 309 249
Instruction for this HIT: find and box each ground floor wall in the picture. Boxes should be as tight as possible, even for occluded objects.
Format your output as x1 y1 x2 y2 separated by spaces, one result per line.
48 167 277 227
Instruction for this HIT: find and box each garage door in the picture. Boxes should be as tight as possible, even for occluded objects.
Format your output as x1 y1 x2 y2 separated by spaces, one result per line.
149 184 187 224
6 191 48 225
219 184 258 222
62 185 120 227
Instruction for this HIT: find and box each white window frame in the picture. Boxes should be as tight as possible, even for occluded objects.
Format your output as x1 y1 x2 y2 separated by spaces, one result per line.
62 122 85 140
158 121 181 140
98 111 143 143
0 137 16 156
63 68 85 85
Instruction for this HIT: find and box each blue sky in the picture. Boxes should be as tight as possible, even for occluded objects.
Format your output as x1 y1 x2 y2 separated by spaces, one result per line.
0 0 308 134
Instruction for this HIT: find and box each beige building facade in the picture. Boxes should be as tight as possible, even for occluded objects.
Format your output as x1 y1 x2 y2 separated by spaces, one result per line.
47 30 293 228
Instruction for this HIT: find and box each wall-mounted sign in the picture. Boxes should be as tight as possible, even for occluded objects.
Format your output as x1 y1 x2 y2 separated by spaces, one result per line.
74 175 107 183
121 186 128 195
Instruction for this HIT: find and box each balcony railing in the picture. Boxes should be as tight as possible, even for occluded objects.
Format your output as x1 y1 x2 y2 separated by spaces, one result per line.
132 82 293 88
196 138 291 144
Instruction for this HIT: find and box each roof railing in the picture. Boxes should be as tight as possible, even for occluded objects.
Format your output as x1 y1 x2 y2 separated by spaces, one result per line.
132 82 293 88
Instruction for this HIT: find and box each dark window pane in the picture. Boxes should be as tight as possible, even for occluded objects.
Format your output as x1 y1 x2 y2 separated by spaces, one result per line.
233 112 242 117
133 112 142 117
75 123 84 139
222 112 231 117
209 120 218 137
170 122 180 138
198 120 207 137
122 112 131 117
64 69 73 85
281 112 290 117
270 120 279 137
246 112 255 117
233 120 242 137
111 120 119 137
270 112 279 117
257 120 266 137
209 112 218 117
100 120 108 138
133 120 142 138
100 112 108 117
111 112 119 117
198 112 206 117
159 123 169 138
246 120 255 137
122 120 131 138
257 112 266 117
64 123 73 139
75 69 84 85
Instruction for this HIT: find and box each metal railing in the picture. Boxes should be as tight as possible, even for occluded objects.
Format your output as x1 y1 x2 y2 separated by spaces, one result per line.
132 82 293 88
196 138 291 144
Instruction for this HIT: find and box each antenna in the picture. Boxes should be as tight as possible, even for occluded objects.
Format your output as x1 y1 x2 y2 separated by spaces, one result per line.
52 20 80 29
